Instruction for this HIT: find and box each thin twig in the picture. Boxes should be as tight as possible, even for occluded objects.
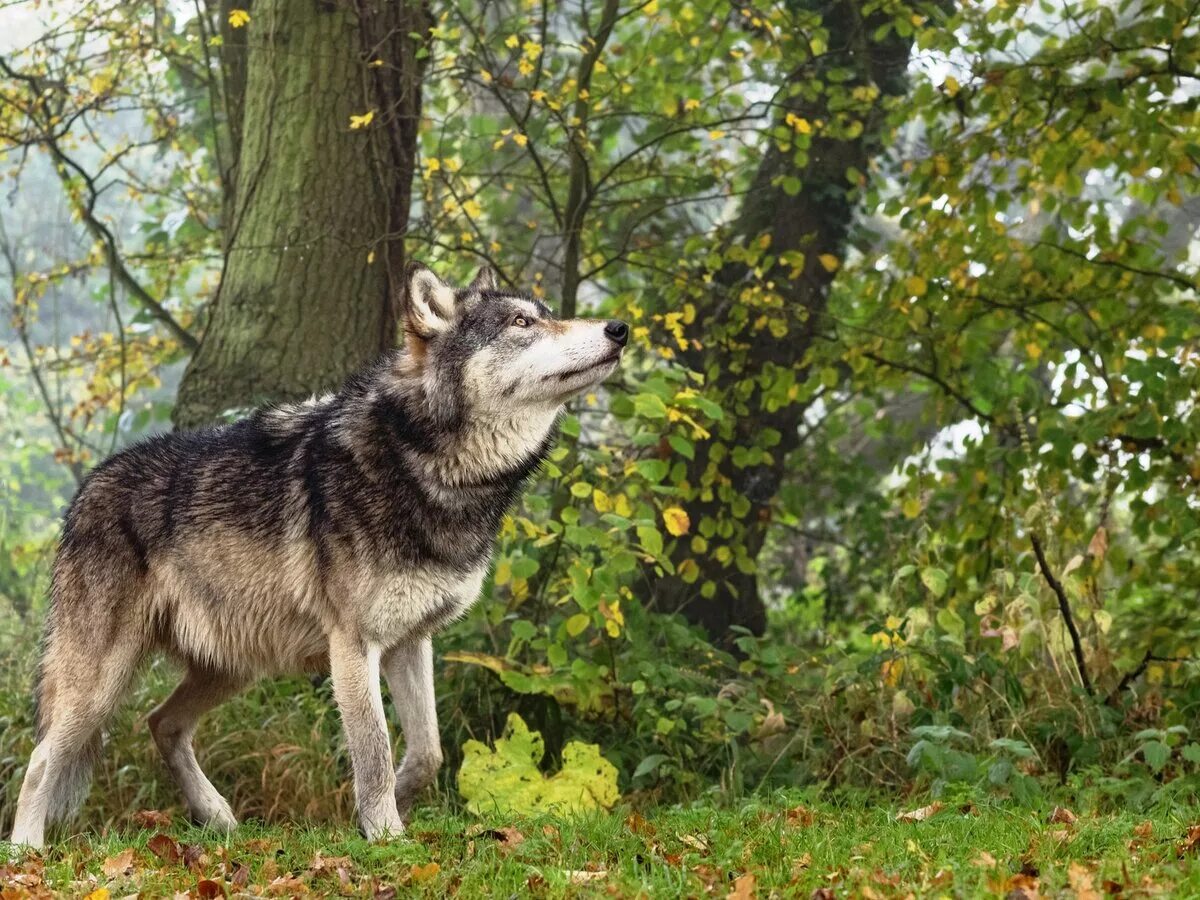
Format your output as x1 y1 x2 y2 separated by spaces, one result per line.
1030 533 1093 696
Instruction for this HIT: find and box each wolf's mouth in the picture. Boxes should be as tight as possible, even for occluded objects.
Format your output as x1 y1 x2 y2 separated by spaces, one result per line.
548 350 622 382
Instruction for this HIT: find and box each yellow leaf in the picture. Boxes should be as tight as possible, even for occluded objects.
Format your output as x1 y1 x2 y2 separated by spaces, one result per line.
643 0 660 14
905 275 927 296
366 250 375 265
348 110 375 130
593 488 611 513
663 507 690 537
227 8 250 28
1025 341 1043 360
818 254 839 273
566 613 590 636
85 890 111 900
943 75 960 97
902 497 922 519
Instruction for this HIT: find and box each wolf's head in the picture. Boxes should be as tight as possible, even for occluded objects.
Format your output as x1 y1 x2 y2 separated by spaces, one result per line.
401 261 628 419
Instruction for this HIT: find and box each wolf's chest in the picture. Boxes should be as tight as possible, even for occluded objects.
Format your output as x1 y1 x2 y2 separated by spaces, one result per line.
359 559 489 646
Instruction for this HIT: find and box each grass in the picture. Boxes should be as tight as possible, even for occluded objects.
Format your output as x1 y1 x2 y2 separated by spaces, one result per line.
3 793 1198 897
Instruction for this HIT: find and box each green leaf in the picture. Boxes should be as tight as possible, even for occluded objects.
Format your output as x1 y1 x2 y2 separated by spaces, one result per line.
458 713 620 815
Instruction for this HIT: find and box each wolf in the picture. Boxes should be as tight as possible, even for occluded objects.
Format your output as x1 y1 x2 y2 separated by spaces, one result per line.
8 262 629 848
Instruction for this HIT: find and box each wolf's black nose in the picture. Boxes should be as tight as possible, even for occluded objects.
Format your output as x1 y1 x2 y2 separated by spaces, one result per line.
604 320 629 346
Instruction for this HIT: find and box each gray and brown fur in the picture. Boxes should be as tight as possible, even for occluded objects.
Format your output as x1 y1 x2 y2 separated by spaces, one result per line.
9 262 629 847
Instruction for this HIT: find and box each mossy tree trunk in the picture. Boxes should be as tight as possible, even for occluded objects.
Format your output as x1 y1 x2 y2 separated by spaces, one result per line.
175 0 429 428
651 0 916 640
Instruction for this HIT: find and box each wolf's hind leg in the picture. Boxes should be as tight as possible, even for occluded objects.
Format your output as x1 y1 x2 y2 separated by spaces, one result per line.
10 632 140 849
149 665 244 832
383 637 442 822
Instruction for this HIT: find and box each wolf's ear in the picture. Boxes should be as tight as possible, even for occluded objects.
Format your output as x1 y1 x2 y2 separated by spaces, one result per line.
468 265 499 293
404 261 458 338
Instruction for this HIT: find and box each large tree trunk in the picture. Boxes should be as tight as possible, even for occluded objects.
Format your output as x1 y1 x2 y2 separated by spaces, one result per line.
175 0 429 428
652 0 915 639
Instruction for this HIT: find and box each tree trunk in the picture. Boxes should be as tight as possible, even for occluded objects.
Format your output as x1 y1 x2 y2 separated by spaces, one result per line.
174 0 429 428
652 0 914 639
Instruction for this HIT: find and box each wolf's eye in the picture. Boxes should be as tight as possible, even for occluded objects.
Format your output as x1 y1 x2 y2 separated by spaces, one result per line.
511 315 531 328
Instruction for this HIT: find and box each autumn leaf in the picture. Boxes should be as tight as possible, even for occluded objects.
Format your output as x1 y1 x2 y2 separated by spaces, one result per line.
897 801 943 823
409 861 441 882
227 8 250 28
147 832 183 864
818 253 840 272
101 848 135 878
131 809 172 829
663 506 690 536
1049 806 1078 825
727 872 757 900
348 110 375 130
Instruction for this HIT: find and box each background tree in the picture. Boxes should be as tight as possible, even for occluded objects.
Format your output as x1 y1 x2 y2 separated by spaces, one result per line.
173 0 431 426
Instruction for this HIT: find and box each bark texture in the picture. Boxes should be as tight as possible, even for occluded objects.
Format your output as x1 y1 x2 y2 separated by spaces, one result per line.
652 0 915 639
175 0 429 428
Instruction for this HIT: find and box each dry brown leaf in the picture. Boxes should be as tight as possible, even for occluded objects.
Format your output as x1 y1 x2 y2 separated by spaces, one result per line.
786 805 816 827
147 833 183 865
195 879 223 899
1088 526 1108 561
131 809 172 829
409 862 440 883
897 801 943 823
1049 807 1078 825
680 833 710 852
1179 824 1200 857
373 883 397 900
267 874 308 896
101 849 135 879
810 889 836 900
1069 861 1102 900
727 872 756 900
565 870 608 884
182 844 206 872
972 851 998 869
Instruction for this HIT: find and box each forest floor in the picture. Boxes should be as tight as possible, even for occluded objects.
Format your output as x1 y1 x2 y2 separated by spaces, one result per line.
3 792 1199 898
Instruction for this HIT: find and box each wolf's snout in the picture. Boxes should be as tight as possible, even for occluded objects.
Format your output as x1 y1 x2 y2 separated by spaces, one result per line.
604 320 629 347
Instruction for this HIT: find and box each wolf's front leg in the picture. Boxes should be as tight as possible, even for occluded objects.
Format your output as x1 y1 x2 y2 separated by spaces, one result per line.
383 637 443 822
328 630 403 839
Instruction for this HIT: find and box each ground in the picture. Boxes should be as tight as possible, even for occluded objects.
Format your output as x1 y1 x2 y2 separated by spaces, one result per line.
3 794 1198 898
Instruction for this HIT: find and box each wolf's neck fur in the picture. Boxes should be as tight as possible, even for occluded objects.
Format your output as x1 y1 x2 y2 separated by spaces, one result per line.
338 349 559 494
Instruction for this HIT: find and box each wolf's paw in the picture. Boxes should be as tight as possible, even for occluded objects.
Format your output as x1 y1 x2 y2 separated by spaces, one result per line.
192 799 238 833
359 808 405 842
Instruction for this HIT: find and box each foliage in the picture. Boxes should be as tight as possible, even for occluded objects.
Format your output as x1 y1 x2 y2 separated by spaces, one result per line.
457 713 619 815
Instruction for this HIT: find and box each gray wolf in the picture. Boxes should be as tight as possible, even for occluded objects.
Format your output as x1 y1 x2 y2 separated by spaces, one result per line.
8 262 628 847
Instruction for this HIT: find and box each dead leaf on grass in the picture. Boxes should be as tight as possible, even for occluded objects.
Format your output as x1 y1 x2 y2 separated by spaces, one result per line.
131 809 172 829
267 874 308 895
195 878 223 898
1049 807 1078 825
1179 824 1200 857
409 862 440 883
786 805 816 827
809 888 836 900
566 870 608 884
897 802 943 823
727 872 756 900
680 833 710 852
101 848 135 879
1069 861 1102 900
972 851 998 869
147 833 183 865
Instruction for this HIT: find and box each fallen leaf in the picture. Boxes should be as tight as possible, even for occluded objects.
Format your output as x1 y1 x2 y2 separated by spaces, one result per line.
1179 824 1200 856
1049 807 1078 825
101 849 135 879
680 833 710 852
1069 861 1101 900
183 844 206 872
972 851 998 869
810 889 835 900
195 879 223 899
231 864 250 888
727 872 756 899
373 883 396 900
267 875 308 895
566 870 608 884
131 809 172 829
409 862 440 883
897 802 943 823
84 890 111 900
785 805 816 827
147 833 183 864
